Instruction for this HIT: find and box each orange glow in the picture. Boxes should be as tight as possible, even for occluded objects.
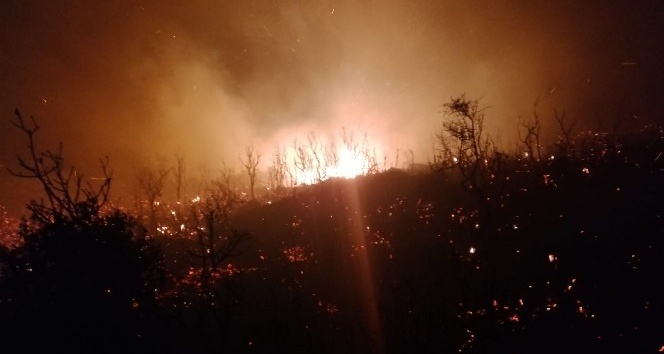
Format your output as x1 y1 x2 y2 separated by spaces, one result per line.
329 145 371 179
274 129 392 186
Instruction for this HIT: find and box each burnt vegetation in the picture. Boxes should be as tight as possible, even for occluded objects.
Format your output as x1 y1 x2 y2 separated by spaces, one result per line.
1 98 663 353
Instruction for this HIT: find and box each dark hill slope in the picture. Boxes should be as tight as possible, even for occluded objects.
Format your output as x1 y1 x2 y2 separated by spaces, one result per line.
227 135 664 353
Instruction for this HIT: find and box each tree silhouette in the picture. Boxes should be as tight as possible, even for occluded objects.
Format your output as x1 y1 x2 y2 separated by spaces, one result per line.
240 143 261 200
431 94 495 195
160 172 251 352
0 110 166 352
135 164 170 234
7 109 112 222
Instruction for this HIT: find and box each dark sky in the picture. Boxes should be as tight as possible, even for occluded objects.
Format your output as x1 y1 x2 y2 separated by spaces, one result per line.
1 0 663 214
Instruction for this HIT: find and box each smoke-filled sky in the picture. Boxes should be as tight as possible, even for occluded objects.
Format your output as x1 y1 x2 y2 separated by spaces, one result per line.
1 0 663 214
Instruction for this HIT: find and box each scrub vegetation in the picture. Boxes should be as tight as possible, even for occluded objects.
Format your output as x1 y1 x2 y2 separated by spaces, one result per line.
1 97 663 353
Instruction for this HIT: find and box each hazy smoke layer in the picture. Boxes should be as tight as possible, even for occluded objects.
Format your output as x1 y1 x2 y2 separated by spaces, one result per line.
1 0 662 213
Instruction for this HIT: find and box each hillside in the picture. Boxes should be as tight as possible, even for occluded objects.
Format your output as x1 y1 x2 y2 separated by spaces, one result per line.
2 125 663 353
217 127 664 352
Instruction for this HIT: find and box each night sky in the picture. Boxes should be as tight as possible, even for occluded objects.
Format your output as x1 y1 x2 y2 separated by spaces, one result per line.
1 0 663 214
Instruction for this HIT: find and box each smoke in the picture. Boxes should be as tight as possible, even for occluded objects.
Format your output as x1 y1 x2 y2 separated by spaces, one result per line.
1 0 662 213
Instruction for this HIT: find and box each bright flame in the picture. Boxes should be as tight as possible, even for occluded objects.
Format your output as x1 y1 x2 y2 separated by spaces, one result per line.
328 146 371 179
278 129 387 186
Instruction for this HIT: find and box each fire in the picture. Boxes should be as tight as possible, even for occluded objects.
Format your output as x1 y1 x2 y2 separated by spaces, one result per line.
274 129 387 186
328 145 374 179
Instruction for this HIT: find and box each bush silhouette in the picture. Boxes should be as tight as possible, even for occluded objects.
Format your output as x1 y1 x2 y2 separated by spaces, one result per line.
0 202 166 352
0 110 166 352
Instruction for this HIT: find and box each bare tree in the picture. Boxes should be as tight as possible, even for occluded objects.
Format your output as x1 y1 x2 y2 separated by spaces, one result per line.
307 132 327 182
135 165 170 235
361 142 380 174
282 150 297 192
239 144 261 200
391 147 401 170
292 139 312 185
341 128 379 175
431 94 494 194
518 99 543 163
325 140 340 171
181 175 250 348
269 145 289 192
7 110 112 223
554 110 577 158
406 148 415 170
173 154 186 208
4 111 167 353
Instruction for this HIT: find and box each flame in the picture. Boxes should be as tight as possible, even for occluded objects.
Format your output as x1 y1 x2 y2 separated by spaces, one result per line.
329 145 372 179
277 129 386 186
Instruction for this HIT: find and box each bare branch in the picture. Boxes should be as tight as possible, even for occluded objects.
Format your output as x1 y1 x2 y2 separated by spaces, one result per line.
8 110 112 223
239 143 261 200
